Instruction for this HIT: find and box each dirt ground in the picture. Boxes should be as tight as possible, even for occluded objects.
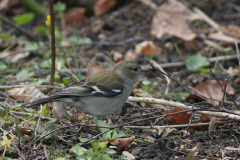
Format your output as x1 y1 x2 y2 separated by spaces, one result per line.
1 0 240 159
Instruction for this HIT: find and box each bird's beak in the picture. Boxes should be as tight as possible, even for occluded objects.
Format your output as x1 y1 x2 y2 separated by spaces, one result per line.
140 68 149 74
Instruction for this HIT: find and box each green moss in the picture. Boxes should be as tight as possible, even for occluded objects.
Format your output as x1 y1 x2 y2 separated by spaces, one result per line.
165 134 182 140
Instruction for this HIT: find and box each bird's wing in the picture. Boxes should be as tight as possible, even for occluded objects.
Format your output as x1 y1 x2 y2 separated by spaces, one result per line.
49 71 124 97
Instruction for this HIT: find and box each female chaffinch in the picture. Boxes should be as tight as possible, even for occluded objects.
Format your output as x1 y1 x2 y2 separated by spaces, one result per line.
22 60 148 120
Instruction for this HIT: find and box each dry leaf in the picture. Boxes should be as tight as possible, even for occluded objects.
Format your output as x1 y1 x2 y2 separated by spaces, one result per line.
65 8 88 26
179 144 199 154
225 67 239 76
187 80 234 105
140 133 156 143
208 116 220 131
183 40 204 51
151 0 201 41
0 0 9 11
125 49 137 61
110 135 135 151
122 151 135 160
156 127 177 138
0 47 29 63
221 25 240 39
189 115 210 131
0 0 19 11
113 51 125 62
135 41 161 55
93 0 116 16
208 32 240 43
165 108 211 131
86 64 105 77
20 127 33 136
200 114 211 122
179 130 190 137
185 150 200 160
165 108 191 125
4 75 18 81
7 86 45 102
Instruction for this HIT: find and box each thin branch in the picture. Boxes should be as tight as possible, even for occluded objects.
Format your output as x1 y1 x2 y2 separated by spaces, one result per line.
235 41 240 79
43 145 49 160
209 70 240 109
11 111 56 121
0 14 38 41
0 85 62 89
220 79 228 108
49 0 56 86
123 121 228 129
128 96 240 120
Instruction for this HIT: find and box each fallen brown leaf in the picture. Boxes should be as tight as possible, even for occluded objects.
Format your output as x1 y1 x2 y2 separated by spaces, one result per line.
7 86 45 102
165 108 191 125
125 49 137 61
151 0 201 41
122 151 135 160
135 41 161 55
20 127 33 136
93 0 116 16
86 64 105 77
65 8 88 26
208 31 240 43
221 25 240 39
187 80 234 105
157 127 177 138
110 135 135 151
113 51 125 62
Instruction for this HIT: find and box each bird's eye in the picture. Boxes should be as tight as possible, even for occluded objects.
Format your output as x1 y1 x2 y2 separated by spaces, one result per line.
133 67 138 71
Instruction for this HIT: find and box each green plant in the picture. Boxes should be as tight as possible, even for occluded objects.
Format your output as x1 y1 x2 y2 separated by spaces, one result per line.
165 134 182 140
12 12 35 26
185 55 210 72
162 91 189 100
71 139 116 160
137 78 161 97
70 120 128 160
96 120 126 141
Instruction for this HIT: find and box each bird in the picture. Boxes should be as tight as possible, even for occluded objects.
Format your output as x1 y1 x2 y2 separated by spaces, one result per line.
22 60 148 120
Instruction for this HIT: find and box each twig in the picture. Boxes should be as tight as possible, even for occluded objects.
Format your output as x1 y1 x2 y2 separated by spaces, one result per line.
26 109 198 147
166 145 219 160
123 121 228 129
144 58 217 107
137 0 158 10
235 41 240 79
141 54 238 69
220 79 228 108
112 110 163 120
193 7 219 28
0 103 32 124
150 60 171 94
209 70 240 109
12 142 26 160
144 58 240 115
43 145 49 160
186 110 195 130
128 96 240 120
11 111 56 121
0 14 38 41
0 85 62 89
49 0 56 86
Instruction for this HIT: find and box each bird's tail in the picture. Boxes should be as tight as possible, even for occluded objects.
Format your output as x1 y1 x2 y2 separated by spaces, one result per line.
21 95 68 107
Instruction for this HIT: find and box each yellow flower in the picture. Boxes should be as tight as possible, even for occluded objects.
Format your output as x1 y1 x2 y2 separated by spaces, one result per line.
46 15 51 26
1 133 16 149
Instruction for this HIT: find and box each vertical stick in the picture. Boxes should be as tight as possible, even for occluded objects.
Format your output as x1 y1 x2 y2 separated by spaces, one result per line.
49 0 56 86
